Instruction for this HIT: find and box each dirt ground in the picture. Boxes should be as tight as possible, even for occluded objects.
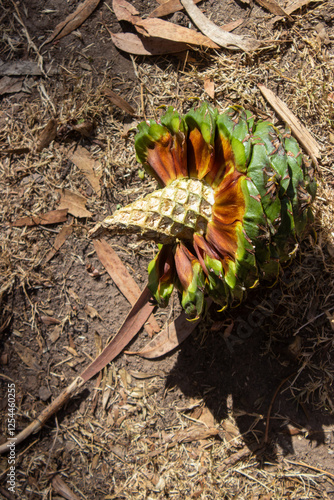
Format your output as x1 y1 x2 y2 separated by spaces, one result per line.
1 0 334 498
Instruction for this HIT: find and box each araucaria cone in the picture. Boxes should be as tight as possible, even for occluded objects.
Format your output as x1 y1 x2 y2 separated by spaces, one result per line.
90 103 316 318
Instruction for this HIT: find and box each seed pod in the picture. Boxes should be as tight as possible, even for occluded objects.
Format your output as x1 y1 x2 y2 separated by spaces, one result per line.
90 103 316 318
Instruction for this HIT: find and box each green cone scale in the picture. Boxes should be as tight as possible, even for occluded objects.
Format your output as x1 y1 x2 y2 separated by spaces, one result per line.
91 102 316 318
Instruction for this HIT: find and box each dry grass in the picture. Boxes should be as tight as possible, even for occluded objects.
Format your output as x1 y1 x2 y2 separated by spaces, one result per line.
0 0 334 498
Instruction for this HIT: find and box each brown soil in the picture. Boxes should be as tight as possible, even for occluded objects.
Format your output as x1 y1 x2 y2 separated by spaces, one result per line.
1 0 334 498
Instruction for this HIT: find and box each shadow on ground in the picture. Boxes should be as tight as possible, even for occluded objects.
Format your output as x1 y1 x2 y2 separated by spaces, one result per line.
165 247 334 461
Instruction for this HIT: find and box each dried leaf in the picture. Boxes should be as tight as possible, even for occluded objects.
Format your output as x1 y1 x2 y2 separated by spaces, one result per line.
68 145 102 196
148 0 201 18
48 325 61 343
45 224 73 263
258 84 321 165
112 0 219 49
198 407 215 427
93 239 159 336
85 304 102 320
255 0 290 17
136 17 219 49
0 76 24 95
71 120 94 137
11 209 68 227
113 0 139 22
109 32 191 55
52 475 81 500
44 0 100 44
67 288 81 303
272 0 322 20
221 19 245 32
57 188 92 218
81 286 155 382
64 346 79 357
204 78 215 99
180 0 261 51
221 419 241 442
35 118 58 152
103 88 135 115
126 302 210 358
0 60 58 76
14 342 41 371
40 315 61 326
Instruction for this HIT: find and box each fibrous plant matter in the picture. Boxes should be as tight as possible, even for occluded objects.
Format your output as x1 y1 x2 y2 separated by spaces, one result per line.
91 103 316 318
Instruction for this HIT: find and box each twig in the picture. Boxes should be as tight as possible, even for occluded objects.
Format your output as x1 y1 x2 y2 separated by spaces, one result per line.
11 0 46 76
294 305 334 336
264 373 294 443
285 459 334 480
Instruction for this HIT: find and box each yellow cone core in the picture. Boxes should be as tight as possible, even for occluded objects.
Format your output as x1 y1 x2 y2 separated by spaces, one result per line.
100 178 215 244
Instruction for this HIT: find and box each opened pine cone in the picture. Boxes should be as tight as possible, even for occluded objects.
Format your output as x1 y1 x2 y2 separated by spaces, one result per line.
90 103 316 318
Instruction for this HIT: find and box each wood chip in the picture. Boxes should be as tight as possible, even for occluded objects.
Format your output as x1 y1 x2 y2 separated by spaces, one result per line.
68 145 102 196
57 188 92 218
85 304 102 320
44 224 73 263
258 83 321 166
0 76 24 95
35 118 58 153
44 0 100 44
180 0 261 51
204 78 215 99
14 342 41 371
11 209 68 227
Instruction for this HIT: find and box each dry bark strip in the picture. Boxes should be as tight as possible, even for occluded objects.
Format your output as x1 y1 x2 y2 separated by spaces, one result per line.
180 0 261 51
0 286 155 454
147 426 219 458
11 209 68 227
44 0 100 44
93 238 159 336
258 84 321 166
